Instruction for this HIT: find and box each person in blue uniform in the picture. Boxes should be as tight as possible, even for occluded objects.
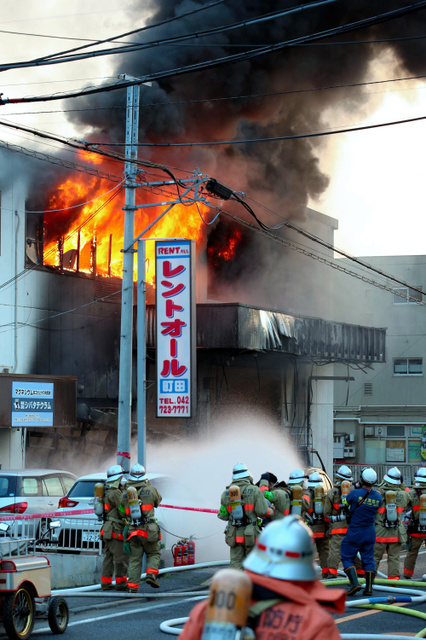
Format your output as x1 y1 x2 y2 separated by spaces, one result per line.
340 467 382 597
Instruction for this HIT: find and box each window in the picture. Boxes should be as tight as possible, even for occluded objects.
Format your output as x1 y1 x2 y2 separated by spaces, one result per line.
364 383 373 395
22 477 40 496
43 476 63 496
394 358 423 376
387 425 405 436
393 286 422 304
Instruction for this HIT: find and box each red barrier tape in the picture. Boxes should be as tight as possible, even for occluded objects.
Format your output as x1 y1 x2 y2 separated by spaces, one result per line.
0 504 219 521
159 504 219 514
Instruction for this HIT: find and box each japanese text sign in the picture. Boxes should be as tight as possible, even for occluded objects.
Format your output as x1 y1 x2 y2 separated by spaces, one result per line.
155 240 195 417
12 381 54 427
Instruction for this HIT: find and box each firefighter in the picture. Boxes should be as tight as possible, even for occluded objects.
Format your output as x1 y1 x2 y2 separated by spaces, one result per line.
323 464 360 580
99 464 129 591
218 463 272 569
180 515 346 640
340 467 382 596
286 469 310 517
404 467 426 579
306 471 330 580
374 467 411 580
257 472 290 522
119 463 162 592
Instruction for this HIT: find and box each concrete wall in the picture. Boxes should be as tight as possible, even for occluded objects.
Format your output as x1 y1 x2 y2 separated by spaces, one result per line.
48 553 103 589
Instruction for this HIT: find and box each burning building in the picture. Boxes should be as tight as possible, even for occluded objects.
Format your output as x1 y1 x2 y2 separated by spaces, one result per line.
4 0 422 470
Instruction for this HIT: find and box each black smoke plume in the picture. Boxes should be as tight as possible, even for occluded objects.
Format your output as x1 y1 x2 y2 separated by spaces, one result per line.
65 0 426 219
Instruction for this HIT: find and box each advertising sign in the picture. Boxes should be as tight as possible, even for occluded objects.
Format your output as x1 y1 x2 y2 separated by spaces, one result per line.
421 425 426 461
12 381 54 427
155 239 195 417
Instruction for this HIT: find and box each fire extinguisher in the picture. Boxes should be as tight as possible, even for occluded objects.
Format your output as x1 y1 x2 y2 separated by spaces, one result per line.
182 539 189 566
173 541 183 566
187 538 195 565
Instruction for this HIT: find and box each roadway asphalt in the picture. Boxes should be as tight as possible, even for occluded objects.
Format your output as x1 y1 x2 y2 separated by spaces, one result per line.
27 551 426 639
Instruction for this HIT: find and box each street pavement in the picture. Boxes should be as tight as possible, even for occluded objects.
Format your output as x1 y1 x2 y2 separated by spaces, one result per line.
18 550 426 639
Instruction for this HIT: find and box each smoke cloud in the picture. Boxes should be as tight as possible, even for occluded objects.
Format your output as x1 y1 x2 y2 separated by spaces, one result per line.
65 0 426 219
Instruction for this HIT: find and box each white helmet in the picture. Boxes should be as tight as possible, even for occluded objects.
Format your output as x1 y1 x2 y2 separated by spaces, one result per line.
232 463 251 480
361 467 377 485
128 463 147 481
307 471 322 488
288 469 306 485
384 467 402 485
414 468 426 484
336 465 352 481
107 464 124 482
243 515 316 581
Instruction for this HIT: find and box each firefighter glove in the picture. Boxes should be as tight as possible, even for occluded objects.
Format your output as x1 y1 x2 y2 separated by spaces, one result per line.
219 505 228 517
264 491 274 501
331 514 344 522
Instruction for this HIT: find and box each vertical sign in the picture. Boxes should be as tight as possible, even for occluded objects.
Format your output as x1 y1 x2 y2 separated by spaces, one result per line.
155 239 195 417
12 381 54 427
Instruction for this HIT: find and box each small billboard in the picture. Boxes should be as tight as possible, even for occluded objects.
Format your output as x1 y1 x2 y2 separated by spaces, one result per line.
155 239 196 418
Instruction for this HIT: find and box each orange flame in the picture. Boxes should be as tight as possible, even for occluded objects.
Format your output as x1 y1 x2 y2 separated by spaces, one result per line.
208 228 242 267
43 170 210 283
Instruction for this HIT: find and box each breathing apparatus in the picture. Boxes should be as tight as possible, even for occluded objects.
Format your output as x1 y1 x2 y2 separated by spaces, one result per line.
419 493 426 531
93 482 105 521
201 568 254 640
127 484 142 522
229 485 246 526
384 490 398 527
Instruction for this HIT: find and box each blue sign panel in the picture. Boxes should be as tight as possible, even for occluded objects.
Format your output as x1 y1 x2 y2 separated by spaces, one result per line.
12 382 54 427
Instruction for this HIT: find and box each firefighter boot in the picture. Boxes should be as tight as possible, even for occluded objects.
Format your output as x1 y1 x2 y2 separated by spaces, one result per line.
344 566 362 596
363 571 375 596
146 574 160 588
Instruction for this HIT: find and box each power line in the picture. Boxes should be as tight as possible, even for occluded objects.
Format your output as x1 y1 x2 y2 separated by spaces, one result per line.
2 1 425 104
92 114 426 148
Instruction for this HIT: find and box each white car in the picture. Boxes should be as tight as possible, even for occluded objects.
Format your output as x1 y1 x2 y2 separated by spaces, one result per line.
53 472 226 566
0 469 77 538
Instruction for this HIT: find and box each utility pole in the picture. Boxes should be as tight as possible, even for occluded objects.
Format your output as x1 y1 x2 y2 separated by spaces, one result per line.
117 79 140 473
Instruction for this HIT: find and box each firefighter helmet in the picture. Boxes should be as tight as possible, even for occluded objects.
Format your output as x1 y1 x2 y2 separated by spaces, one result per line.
361 467 377 485
307 471 322 488
384 467 402 485
414 467 426 484
335 465 352 481
232 463 251 480
128 463 147 481
106 464 124 482
243 515 316 581
288 469 306 485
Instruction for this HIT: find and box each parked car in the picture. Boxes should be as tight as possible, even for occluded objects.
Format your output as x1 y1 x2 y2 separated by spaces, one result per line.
53 472 227 566
0 469 77 538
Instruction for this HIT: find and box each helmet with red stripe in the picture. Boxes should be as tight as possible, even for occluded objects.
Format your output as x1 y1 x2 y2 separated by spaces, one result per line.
128 463 147 481
242 515 316 581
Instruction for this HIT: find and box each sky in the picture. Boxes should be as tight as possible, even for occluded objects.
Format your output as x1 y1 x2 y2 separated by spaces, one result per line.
1 0 426 259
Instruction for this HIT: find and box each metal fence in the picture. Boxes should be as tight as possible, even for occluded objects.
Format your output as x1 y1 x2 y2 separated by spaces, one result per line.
0 516 102 555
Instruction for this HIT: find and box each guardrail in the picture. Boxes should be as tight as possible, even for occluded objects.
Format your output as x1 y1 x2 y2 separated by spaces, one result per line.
0 503 220 555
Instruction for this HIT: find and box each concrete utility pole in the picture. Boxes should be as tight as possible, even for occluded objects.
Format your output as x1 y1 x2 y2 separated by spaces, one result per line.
117 79 140 473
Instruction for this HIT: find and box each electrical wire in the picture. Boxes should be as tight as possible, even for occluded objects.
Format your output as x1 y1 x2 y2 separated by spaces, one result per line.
119 114 426 148
2 71 426 117
26 181 124 213
2 2 426 104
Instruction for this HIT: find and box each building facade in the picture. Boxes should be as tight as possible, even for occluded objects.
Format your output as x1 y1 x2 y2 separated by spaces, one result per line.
333 255 426 480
